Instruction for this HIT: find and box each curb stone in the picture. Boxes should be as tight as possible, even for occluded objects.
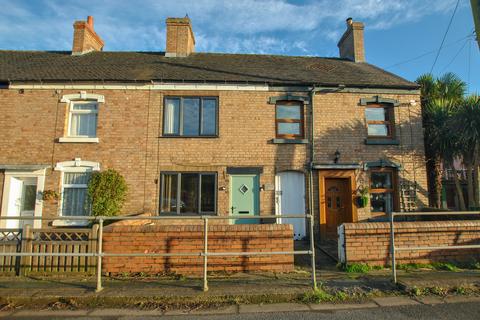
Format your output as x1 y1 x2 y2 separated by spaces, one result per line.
372 297 420 307
308 302 378 311
239 303 311 314
415 296 445 305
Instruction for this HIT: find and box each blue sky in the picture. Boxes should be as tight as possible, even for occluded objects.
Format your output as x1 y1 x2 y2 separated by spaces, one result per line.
0 0 478 92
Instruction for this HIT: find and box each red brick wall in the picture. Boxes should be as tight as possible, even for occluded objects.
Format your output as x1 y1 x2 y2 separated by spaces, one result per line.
102 224 294 275
340 221 480 266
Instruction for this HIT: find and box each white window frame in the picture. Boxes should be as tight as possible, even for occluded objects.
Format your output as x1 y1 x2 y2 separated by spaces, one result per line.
59 92 104 143
54 159 100 226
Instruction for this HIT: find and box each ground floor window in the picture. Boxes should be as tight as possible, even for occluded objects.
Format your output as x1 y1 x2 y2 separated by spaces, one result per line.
369 168 397 214
160 172 216 214
62 171 92 217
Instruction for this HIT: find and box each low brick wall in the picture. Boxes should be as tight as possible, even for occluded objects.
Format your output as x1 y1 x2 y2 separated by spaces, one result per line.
102 224 294 275
339 221 480 266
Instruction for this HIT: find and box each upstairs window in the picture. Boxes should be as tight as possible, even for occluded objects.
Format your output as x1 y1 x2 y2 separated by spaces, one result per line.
275 101 304 139
370 168 397 214
68 101 98 137
365 105 394 138
163 97 218 137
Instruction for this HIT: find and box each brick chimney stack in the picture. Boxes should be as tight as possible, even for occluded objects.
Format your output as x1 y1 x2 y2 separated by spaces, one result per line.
337 18 365 62
165 17 195 57
72 16 105 55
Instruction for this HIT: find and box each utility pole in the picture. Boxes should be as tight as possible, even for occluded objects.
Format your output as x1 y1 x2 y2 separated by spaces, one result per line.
472 0 480 49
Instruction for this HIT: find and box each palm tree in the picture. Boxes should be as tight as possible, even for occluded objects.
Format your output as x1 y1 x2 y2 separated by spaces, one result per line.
454 94 480 208
424 98 466 210
416 73 467 208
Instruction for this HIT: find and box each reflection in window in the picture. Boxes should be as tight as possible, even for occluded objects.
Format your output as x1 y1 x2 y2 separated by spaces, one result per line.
160 172 216 214
69 102 98 137
370 169 396 214
62 172 92 217
365 106 393 137
22 185 36 211
163 97 218 136
275 101 304 138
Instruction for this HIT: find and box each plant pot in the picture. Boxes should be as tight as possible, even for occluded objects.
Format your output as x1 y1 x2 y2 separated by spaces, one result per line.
356 196 369 208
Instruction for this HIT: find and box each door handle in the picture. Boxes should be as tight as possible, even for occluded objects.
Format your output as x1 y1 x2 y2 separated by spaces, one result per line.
239 211 249 214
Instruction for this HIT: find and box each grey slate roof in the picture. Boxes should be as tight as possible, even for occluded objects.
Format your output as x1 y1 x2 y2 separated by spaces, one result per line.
0 51 418 89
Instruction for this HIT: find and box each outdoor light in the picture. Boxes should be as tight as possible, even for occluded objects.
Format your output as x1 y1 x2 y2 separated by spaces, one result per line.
334 150 341 163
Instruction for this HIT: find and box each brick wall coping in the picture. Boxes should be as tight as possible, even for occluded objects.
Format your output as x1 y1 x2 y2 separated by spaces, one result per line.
343 220 480 230
104 223 293 233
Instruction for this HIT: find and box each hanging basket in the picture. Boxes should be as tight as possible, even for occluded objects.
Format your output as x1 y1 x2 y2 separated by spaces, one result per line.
356 196 369 208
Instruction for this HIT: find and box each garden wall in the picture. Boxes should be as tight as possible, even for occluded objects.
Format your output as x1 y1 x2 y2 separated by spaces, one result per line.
339 221 480 266
102 224 294 275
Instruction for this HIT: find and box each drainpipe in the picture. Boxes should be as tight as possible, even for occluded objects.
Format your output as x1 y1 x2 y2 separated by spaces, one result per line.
307 85 345 242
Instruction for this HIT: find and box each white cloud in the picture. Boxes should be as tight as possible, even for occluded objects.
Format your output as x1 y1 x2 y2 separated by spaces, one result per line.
0 0 462 54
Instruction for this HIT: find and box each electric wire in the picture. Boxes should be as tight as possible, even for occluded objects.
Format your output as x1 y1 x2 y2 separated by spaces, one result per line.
386 33 472 69
430 0 461 73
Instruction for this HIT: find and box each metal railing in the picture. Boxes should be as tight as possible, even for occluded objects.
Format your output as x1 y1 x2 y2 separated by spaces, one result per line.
389 211 480 283
0 214 317 292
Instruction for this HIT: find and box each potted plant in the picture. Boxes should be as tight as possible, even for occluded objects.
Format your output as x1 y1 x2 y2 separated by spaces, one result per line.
42 189 59 202
356 186 369 208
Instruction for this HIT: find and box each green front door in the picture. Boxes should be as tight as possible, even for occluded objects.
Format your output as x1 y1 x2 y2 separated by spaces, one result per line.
230 175 260 224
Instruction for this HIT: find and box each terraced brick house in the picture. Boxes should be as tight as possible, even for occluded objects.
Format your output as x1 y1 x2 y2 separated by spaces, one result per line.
0 16 428 242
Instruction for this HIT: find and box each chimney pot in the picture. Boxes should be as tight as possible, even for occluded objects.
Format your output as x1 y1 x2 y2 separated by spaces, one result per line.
87 16 94 28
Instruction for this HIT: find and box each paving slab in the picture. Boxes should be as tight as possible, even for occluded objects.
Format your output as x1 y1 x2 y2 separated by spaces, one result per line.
0 311 14 318
308 302 378 311
12 309 89 317
373 296 420 307
190 305 239 315
31 289 91 297
444 296 480 304
415 296 445 305
163 309 192 316
239 302 310 314
88 308 163 316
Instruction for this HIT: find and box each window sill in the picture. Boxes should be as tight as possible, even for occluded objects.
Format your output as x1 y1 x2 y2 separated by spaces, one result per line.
364 138 399 145
159 212 217 216
52 219 89 227
271 138 309 144
160 135 219 138
58 137 99 143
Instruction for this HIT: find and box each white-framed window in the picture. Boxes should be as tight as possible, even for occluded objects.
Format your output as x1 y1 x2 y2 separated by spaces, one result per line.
68 101 98 138
59 92 104 143
54 159 100 225
62 170 92 217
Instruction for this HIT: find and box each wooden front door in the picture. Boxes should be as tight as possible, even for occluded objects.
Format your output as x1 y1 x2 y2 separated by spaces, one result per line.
325 178 349 239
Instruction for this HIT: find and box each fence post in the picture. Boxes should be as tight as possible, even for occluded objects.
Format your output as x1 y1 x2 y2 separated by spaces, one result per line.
89 224 99 274
309 214 317 290
389 211 397 283
20 225 33 276
203 216 208 292
96 217 103 292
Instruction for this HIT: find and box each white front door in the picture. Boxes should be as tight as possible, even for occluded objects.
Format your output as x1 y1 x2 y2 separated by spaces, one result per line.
275 171 306 240
5 177 37 229
19 179 36 228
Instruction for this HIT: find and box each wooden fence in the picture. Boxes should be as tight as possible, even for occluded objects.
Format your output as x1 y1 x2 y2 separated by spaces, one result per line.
0 224 98 275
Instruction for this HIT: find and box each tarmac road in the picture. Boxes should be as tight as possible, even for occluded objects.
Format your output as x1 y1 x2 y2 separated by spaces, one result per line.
3 300 480 319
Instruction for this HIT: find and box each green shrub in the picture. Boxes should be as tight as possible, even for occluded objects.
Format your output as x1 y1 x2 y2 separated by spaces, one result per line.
342 263 372 273
302 287 334 303
87 169 128 217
